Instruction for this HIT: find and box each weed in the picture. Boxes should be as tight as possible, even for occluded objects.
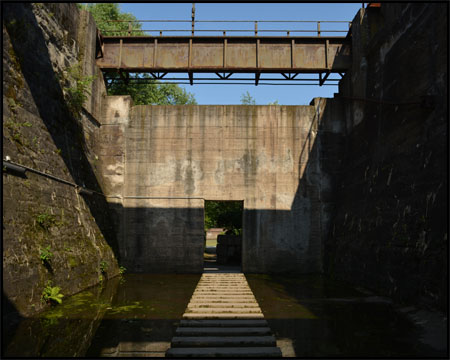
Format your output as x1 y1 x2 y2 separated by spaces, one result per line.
40 245 54 264
42 280 64 305
36 211 56 230
63 63 96 119
12 132 22 143
100 260 108 274
119 266 126 275
54 148 62 155
22 121 32 127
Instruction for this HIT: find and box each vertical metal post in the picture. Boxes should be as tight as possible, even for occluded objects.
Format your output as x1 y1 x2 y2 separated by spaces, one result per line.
317 21 321 37
118 39 123 68
153 38 157 68
128 21 132 36
255 21 258 36
223 38 227 67
192 3 195 36
291 39 294 68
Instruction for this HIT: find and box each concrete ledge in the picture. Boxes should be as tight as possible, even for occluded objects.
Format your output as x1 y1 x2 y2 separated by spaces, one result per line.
176 327 271 336
171 335 276 347
166 346 282 357
179 319 268 327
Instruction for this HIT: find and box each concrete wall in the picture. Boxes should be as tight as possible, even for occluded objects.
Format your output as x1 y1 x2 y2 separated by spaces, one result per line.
327 3 448 311
3 3 119 317
98 102 345 273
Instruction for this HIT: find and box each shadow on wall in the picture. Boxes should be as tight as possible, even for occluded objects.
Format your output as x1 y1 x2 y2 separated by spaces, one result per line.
3 4 120 260
105 100 345 275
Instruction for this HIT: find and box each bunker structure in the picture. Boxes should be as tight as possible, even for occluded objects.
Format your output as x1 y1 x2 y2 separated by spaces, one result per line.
2 2 447 320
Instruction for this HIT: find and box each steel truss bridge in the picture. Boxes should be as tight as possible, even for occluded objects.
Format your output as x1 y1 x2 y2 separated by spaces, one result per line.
95 16 352 87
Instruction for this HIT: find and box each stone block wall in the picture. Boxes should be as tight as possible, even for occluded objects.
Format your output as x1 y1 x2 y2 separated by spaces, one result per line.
327 3 447 311
3 3 119 317
97 103 345 274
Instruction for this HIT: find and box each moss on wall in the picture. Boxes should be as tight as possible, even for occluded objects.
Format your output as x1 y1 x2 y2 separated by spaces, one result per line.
3 3 119 317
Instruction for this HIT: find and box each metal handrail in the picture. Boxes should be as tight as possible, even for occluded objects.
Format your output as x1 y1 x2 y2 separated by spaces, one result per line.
101 19 352 37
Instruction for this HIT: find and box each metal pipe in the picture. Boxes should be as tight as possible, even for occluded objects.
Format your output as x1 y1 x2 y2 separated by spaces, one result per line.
3 161 27 175
3 160 99 196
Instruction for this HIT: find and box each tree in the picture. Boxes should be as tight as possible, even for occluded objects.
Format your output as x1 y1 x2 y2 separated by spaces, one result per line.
240 91 256 105
81 3 197 105
205 201 243 233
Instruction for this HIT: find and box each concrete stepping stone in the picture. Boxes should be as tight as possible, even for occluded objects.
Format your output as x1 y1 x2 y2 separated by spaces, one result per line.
179 319 268 327
183 313 265 319
187 303 260 308
176 327 272 336
166 272 281 357
171 335 276 347
166 346 282 357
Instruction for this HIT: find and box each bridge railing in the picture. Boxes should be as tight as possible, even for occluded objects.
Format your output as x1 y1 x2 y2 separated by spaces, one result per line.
100 20 352 37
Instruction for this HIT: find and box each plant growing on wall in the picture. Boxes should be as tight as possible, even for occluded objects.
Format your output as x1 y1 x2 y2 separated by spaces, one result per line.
36 212 57 230
40 245 54 265
100 260 108 274
119 266 126 275
42 280 64 305
64 63 96 119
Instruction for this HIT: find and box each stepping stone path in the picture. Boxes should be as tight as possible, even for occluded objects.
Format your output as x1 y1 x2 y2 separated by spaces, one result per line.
166 273 282 357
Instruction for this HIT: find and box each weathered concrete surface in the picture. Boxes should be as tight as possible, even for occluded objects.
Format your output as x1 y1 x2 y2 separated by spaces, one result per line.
97 103 345 273
2 3 119 317
327 3 448 312
167 273 282 357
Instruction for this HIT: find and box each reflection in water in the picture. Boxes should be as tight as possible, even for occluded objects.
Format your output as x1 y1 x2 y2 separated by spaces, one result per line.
3 273 446 357
4 276 120 357
3 274 200 357
246 274 447 357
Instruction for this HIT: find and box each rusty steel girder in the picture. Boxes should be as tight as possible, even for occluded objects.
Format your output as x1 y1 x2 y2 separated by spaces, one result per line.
96 36 351 80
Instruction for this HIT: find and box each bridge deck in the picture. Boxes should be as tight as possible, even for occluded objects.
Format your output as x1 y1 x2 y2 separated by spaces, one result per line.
96 35 351 84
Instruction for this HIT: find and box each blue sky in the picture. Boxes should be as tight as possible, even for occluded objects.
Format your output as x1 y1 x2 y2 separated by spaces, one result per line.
119 3 362 105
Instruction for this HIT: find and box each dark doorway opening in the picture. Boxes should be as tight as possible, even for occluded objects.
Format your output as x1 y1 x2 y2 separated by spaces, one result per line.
203 200 243 271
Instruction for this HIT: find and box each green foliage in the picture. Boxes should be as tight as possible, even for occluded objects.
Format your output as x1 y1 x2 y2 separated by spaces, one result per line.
40 245 54 264
268 100 279 105
86 3 144 36
205 201 243 232
42 281 64 305
36 212 57 230
84 3 197 105
107 74 197 105
100 260 108 273
119 266 127 275
64 63 96 118
241 91 256 105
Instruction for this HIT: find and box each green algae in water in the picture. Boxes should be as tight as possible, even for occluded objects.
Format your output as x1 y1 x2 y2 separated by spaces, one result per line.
107 301 143 315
